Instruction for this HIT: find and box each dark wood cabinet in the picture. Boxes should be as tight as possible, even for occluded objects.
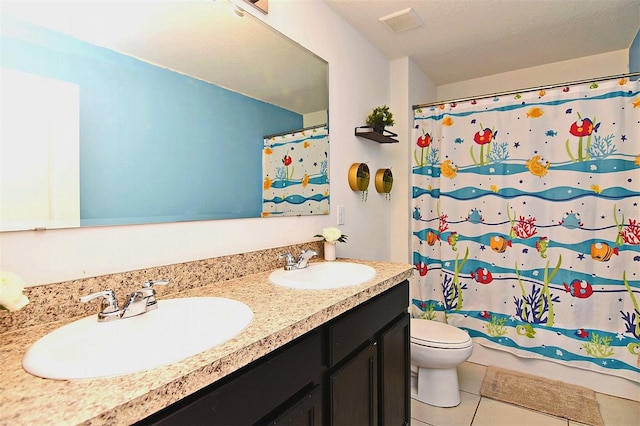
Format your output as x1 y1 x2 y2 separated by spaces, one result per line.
139 280 409 425
330 341 378 425
267 385 322 425
327 281 410 425
379 313 411 425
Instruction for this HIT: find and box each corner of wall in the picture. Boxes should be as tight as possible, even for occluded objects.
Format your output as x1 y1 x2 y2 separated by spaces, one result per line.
630 28 640 73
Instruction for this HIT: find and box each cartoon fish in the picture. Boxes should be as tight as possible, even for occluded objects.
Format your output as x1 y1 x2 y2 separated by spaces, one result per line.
447 232 459 251
467 209 483 224
412 207 422 221
526 107 544 118
263 177 273 190
479 311 491 319
575 328 589 339
415 262 428 276
490 235 512 253
442 116 454 126
470 267 493 284
535 237 549 258
545 130 558 137
565 108 573 114
633 98 640 108
441 159 459 179
426 231 439 246
570 117 599 137
516 324 536 338
454 137 464 144
560 211 582 229
564 279 594 299
590 242 619 262
628 342 640 355
525 155 550 177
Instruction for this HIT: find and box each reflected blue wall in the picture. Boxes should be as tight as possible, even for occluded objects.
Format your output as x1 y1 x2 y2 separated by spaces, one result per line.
1 16 302 224
630 28 640 74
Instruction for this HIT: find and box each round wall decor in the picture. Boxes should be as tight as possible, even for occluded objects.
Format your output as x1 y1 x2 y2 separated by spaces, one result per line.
348 163 370 201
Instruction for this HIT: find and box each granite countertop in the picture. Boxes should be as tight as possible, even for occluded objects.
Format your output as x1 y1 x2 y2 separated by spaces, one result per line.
0 259 412 425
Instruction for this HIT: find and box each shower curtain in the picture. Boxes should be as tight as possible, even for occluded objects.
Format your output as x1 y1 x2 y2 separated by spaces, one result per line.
262 125 329 217
411 76 640 381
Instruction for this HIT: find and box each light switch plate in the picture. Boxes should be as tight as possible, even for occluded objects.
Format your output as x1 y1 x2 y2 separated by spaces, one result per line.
337 206 345 225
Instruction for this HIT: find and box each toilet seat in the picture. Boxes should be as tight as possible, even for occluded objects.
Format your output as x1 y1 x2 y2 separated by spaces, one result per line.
411 319 472 349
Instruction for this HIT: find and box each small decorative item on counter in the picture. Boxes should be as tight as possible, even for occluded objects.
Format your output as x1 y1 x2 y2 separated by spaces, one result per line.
0 270 29 312
366 105 395 134
314 227 348 261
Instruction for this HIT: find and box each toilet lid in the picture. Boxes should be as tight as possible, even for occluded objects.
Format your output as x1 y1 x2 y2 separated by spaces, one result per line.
411 319 472 349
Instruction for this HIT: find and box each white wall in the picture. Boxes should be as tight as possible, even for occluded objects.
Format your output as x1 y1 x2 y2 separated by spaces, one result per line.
0 0 397 286
436 49 629 101
389 57 435 264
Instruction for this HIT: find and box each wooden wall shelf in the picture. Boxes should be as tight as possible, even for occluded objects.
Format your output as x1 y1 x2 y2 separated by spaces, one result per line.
354 126 399 143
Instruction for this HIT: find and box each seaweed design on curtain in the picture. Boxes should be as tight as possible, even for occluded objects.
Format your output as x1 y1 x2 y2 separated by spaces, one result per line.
411 77 640 381
262 125 329 217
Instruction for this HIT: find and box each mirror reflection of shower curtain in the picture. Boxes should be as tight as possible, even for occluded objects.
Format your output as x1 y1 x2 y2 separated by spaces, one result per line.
411 77 640 382
262 125 329 217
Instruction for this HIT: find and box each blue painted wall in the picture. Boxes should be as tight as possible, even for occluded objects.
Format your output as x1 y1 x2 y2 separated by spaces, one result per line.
1 16 302 225
630 28 640 74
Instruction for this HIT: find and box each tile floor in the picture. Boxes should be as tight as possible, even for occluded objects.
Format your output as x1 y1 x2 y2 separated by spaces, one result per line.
410 362 640 426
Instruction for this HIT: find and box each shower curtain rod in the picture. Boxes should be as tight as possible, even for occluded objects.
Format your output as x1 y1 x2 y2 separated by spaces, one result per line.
412 71 640 110
264 123 327 140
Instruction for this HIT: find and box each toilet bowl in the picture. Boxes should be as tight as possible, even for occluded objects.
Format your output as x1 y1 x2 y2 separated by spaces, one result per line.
410 318 473 407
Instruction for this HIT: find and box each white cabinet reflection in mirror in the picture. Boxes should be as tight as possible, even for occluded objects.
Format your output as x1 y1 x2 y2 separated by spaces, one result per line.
262 125 329 217
0 68 80 231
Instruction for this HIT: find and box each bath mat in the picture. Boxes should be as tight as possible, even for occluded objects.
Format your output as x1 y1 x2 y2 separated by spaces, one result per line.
480 366 604 426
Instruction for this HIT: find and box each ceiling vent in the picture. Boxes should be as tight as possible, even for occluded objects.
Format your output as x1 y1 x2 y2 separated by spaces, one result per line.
379 8 423 33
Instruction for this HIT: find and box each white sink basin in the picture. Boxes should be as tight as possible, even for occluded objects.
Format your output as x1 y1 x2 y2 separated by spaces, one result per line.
269 262 376 290
23 297 253 380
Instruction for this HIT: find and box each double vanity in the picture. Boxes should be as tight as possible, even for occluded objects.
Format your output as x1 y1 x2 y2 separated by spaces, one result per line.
0 243 412 425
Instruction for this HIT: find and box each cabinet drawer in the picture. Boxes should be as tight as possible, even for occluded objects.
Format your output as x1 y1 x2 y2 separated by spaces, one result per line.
328 280 408 366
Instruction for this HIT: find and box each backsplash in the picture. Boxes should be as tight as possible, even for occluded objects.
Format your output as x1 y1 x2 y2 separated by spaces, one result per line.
0 241 323 334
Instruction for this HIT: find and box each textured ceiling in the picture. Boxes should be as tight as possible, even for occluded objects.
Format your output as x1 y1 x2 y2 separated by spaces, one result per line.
323 0 640 85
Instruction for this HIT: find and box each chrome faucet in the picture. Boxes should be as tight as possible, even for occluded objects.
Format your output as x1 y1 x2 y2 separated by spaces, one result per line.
279 249 318 270
81 279 169 322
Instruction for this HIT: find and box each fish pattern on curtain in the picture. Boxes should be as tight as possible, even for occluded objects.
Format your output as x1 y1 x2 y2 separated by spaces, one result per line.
411 77 640 381
262 125 329 217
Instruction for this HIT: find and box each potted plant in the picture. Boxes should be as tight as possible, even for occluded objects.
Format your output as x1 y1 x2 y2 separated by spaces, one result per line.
366 105 395 134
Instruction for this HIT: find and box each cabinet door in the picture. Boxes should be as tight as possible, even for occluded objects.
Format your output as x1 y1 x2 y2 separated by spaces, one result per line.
379 313 410 425
267 385 322 425
140 331 323 425
329 341 378 426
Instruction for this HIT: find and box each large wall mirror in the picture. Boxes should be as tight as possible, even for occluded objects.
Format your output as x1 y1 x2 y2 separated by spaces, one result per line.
0 0 329 231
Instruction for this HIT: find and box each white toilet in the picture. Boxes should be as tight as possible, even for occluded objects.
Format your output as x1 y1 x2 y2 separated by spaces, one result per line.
410 318 473 407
